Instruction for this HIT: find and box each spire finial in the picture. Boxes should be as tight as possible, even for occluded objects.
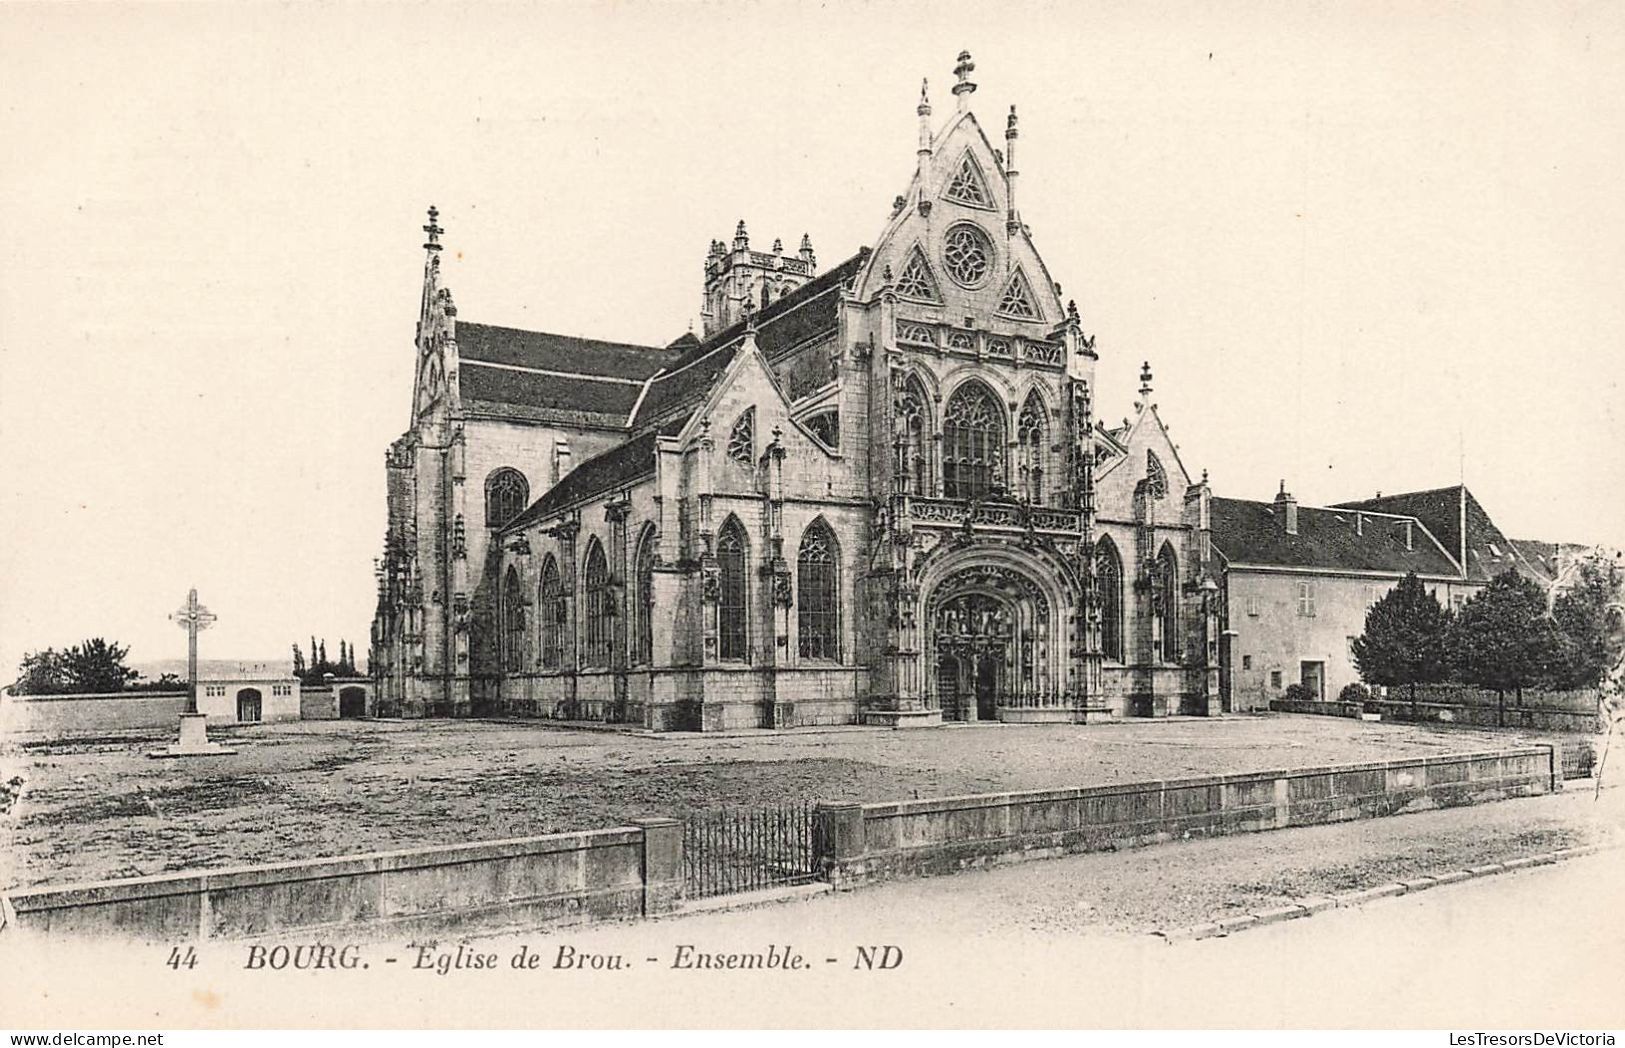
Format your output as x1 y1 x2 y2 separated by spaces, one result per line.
1138 361 1154 397
1007 104 1019 137
423 204 443 252
734 219 749 250
917 78 932 116
952 51 977 110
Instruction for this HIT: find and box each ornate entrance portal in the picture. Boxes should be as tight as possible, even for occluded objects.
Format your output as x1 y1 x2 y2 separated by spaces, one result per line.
926 564 1065 721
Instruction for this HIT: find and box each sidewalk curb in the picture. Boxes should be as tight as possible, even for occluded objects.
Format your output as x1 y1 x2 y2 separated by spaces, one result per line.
1151 842 1617 944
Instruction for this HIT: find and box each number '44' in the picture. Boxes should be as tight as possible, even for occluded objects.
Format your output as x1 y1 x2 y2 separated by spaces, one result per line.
166 946 198 970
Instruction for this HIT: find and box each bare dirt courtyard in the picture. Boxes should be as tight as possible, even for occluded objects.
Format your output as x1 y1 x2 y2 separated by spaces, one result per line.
0 714 1579 889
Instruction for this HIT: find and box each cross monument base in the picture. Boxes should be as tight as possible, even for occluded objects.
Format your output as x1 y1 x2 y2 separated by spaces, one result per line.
148 713 236 759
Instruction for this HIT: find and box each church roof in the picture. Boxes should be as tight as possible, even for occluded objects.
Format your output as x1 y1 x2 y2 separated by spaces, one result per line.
1332 485 1532 583
1210 496 1462 577
454 322 674 425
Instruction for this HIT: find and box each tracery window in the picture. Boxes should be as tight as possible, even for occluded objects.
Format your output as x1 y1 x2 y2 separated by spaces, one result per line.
896 375 932 495
895 248 941 301
1095 539 1124 662
944 152 993 208
942 381 1004 500
485 469 529 530
1147 451 1168 499
583 540 612 668
717 517 749 661
797 520 840 660
539 555 563 668
727 409 754 467
1016 392 1048 504
942 223 993 288
1154 542 1180 664
997 270 1039 319
632 529 655 666
502 566 525 673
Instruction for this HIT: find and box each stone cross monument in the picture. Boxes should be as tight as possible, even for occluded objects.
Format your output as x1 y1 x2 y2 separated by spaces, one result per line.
169 587 217 715
150 586 234 758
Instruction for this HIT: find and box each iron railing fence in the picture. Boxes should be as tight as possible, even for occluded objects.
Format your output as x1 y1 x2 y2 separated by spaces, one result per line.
682 800 819 900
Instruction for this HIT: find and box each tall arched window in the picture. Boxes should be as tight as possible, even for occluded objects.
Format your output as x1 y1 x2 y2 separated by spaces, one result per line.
632 527 655 666
1095 538 1124 662
583 539 611 668
1154 542 1180 664
716 517 748 661
539 555 562 669
943 381 1004 500
896 375 932 495
797 519 840 660
502 566 525 672
1016 391 1048 505
1146 451 1168 499
485 468 529 529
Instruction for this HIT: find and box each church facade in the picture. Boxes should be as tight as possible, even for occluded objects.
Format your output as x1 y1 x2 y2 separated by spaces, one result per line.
370 53 1222 729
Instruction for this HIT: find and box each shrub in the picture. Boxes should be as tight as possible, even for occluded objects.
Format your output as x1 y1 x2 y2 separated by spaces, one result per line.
1282 683 1317 703
1339 682 1372 705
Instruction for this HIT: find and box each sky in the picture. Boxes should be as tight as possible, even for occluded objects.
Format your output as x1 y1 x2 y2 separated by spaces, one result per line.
2 1 1622 678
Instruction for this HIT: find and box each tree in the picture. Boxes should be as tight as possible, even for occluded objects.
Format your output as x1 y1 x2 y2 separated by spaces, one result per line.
1550 554 1623 690
11 648 68 695
1351 572 1452 714
292 643 306 678
1448 569 1564 722
60 637 137 693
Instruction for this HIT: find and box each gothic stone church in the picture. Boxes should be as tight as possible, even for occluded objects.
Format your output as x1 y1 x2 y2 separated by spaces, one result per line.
371 54 1221 729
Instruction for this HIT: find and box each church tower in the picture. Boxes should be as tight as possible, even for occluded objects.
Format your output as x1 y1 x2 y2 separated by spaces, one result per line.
700 221 817 335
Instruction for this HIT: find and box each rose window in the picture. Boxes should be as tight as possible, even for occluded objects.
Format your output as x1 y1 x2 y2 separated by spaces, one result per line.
942 224 993 288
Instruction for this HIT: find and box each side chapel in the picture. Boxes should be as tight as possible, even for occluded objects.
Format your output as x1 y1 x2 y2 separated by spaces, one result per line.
370 53 1222 729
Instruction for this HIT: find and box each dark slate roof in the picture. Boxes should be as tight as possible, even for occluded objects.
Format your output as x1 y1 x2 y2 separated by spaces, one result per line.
1211 497 1462 577
460 363 643 421
629 249 868 432
502 412 693 532
1333 486 1528 582
456 322 673 380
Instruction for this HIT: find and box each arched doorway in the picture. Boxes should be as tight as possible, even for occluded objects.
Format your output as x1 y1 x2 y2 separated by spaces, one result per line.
339 686 367 718
236 688 262 723
925 560 1061 721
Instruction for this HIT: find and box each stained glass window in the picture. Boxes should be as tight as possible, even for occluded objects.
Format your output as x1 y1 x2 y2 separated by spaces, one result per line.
944 152 992 208
584 540 611 668
485 468 528 529
632 529 655 666
942 224 992 288
539 555 563 668
727 409 754 467
1154 542 1180 663
1096 539 1124 662
943 381 1004 499
1016 392 1047 504
896 375 931 495
717 518 748 661
1147 450 1168 499
797 520 839 660
502 566 525 673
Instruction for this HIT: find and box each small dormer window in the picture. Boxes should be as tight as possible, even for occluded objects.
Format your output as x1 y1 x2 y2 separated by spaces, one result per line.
1488 542 1502 557
727 408 755 467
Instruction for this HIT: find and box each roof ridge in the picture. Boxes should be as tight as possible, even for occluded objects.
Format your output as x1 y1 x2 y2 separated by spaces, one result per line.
457 320 672 354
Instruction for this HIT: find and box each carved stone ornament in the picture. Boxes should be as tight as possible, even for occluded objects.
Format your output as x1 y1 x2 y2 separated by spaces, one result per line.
700 567 722 604
772 570 793 608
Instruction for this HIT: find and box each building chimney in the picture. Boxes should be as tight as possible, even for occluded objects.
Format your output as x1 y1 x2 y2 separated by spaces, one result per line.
1354 511 1364 536
1401 518 1414 551
1274 480 1298 536
553 438 573 483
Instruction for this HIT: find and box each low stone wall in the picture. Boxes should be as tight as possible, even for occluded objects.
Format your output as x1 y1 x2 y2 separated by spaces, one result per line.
5 819 682 943
1 691 189 735
1270 695 1601 734
815 746 1556 888
300 687 337 720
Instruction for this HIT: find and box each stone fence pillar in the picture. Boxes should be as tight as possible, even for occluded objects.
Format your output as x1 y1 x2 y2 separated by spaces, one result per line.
633 817 683 915
814 802 866 888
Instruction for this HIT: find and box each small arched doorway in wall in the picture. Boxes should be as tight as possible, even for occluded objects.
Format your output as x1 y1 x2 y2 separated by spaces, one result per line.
933 594 1014 721
236 688 262 723
339 686 367 718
